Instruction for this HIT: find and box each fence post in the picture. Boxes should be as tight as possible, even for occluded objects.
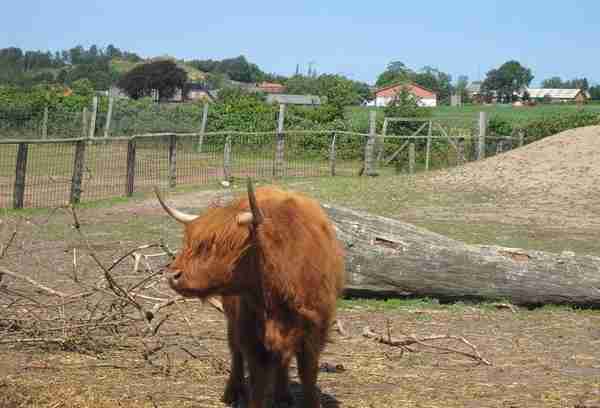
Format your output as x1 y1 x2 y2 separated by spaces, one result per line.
329 132 337 177
168 134 177 188
425 120 432 171
457 137 466 165
13 143 28 209
223 134 232 182
103 96 114 138
363 110 377 176
81 107 88 138
273 103 286 177
70 140 87 204
196 102 209 153
477 111 487 160
126 138 136 196
496 139 504 155
376 119 388 161
518 130 525 147
408 142 415 175
89 96 98 139
42 107 49 140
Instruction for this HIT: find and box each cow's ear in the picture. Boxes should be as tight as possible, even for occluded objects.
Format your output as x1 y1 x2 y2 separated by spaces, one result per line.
236 212 253 226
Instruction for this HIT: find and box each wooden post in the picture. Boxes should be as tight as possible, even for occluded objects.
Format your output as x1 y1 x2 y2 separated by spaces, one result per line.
273 103 286 177
81 107 88 138
518 130 525 147
89 97 98 139
103 96 114 138
168 134 177 188
126 138 136 197
477 111 487 160
196 102 209 153
223 134 232 182
425 120 432 171
496 139 504 155
408 142 415 175
329 132 337 176
13 143 28 209
363 110 377 176
42 107 49 139
70 140 86 204
377 119 388 161
457 137 466 165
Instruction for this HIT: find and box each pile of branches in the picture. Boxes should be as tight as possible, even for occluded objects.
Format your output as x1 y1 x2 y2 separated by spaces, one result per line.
0 207 222 353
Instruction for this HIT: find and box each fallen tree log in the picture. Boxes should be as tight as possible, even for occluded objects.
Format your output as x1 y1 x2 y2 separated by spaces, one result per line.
324 204 600 307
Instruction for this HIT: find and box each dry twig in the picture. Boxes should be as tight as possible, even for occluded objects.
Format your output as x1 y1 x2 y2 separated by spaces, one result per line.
362 326 492 366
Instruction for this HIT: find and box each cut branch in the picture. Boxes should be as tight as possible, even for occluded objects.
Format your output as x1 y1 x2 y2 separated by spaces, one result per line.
362 326 491 366
0 266 68 298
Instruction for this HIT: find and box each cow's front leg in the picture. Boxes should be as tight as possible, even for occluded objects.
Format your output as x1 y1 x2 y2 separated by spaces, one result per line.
274 359 294 406
222 348 246 405
246 353 275 408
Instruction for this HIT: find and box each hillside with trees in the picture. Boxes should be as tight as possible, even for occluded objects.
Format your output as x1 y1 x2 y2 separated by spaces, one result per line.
0 45 141 90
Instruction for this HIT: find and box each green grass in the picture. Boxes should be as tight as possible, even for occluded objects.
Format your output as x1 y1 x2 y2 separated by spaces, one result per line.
337 297 591 313
277 175 600 256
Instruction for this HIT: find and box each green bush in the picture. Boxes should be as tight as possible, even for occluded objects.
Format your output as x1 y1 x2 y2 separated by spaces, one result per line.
521 111 600 143
487 116 513 136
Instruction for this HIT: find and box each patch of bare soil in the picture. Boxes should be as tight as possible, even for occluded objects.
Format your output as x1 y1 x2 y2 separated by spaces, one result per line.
1 192 600 408
427 125 600 230
1 301 599 408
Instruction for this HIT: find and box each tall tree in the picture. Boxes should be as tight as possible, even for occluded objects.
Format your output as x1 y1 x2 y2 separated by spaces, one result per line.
542 76 564 88
482 60 533 103
118 59 187 100
414 66 452 104
376 61 414 87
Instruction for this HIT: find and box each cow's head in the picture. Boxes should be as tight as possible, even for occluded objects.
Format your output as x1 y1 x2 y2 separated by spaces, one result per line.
155 179 262 298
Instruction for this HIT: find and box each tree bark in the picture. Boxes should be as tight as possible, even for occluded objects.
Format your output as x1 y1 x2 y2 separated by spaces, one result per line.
324 204 600 307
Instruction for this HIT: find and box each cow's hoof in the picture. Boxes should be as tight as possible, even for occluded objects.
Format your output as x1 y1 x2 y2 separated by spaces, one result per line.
275 389 295 406
222 383 245 405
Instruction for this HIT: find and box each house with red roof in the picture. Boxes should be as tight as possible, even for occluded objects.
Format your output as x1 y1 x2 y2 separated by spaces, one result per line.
256 82 286 94
372 82 437 107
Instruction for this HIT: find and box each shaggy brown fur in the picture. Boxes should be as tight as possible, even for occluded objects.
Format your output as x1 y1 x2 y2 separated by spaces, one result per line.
164 186 345 408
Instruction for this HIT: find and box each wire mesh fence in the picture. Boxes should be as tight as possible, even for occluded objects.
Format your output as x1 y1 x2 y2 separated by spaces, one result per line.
80 140 129 201
0 131 366 209
0 143 17 208
1 108 522 209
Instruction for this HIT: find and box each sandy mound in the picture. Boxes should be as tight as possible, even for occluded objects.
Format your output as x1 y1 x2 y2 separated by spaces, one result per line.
432 126 600 204
423 126 600 230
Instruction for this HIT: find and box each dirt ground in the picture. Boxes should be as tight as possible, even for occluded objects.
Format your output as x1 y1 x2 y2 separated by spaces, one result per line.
2 125 600 407
1 187 599 408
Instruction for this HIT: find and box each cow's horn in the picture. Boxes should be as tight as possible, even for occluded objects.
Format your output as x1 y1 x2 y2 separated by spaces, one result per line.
236 212 253 225
154 187 198 224
246 178 263 225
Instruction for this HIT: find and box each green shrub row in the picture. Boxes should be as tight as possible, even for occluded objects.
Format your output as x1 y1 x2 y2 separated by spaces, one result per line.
488 110 600 143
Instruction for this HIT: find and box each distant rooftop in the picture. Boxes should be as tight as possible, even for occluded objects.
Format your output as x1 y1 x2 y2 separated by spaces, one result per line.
525 88 590 99
266 94 322 105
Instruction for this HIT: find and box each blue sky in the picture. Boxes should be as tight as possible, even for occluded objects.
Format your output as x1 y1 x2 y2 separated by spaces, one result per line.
2 1 598 85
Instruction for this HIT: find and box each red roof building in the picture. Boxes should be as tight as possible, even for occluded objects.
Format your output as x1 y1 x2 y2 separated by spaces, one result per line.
257 82 286 94
373 83 437 107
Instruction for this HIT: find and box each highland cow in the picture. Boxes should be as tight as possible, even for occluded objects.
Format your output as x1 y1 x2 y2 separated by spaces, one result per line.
155 180 345 408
